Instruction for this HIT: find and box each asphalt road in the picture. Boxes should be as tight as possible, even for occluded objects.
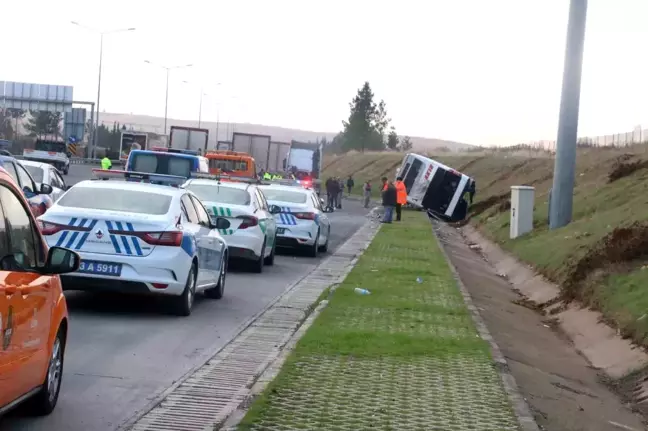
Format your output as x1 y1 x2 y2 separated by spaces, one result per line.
0 164 370 431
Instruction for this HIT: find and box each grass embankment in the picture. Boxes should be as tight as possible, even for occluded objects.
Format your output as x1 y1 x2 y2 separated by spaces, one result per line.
322 146 648 349
239 213 519 430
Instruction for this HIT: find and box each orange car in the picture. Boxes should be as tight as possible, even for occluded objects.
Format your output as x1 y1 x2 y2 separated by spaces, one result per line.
0 167 80 416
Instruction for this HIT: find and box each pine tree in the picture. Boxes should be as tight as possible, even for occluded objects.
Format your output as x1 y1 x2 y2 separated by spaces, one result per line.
340 82 388 152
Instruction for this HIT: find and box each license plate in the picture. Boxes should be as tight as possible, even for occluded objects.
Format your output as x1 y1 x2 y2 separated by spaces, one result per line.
77 260 122 277
276 228 286 234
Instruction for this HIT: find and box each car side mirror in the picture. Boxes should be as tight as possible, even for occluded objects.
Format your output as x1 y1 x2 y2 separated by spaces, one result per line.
40 183 53 195
269 204 281 214
319 198 326 207
212 216 231 230
43 246 80 275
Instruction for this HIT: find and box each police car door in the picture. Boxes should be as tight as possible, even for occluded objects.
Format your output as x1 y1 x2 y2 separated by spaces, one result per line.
189 194 224 286
310 192 330 242
180 194 213 285
253 188 276 256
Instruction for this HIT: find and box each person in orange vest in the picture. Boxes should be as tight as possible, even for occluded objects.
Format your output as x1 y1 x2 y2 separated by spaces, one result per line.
394 176 407 221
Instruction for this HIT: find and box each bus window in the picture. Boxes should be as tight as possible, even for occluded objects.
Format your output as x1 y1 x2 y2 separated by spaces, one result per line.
421 169 462 214
403 159 423 193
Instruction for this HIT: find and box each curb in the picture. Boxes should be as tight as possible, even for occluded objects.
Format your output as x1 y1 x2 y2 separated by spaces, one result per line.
430 218 540 431
126 210 382 431
220 216 382 429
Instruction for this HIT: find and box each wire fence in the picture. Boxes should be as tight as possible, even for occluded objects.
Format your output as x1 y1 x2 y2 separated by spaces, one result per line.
459 126 648 157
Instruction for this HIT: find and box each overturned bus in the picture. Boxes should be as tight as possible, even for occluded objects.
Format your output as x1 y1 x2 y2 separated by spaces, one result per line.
396 153 473 222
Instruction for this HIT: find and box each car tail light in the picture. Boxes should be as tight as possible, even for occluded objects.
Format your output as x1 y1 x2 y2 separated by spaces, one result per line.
38 220 90 235
293 212 316 220
109 229 183 246
237 215 258 229
151 283 168 289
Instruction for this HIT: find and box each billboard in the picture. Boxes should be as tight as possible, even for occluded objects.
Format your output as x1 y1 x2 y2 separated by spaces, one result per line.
119 132 148 161
0 81 73 113
63 108 86 145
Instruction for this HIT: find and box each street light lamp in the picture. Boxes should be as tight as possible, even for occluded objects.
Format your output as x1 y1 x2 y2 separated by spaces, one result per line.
144 61 193 135
71 21 135 158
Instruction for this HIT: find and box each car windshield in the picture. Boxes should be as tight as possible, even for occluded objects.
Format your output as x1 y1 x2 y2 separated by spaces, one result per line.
35 141 66 153
131 153 193 178
24 165 44 183
185 184 251 205
57 186 173 215
260 188 308 204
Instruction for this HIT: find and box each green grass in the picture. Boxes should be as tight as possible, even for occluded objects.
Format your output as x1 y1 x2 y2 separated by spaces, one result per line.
237 213 519 431
322 147 648 352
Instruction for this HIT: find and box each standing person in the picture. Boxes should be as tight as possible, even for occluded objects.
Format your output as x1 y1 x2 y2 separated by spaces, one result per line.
381 177 397 223
326 177 336 211
468 179 476 205
337 177 344 209
101 155 112 170
346 175 355 196
394 176 407 221
362 180 372 208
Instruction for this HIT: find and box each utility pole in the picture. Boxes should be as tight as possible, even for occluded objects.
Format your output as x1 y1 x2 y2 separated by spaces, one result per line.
549 0 588 229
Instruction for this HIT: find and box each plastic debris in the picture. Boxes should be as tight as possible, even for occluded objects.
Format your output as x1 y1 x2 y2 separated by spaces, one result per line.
416 277 423 284
354 288 371 295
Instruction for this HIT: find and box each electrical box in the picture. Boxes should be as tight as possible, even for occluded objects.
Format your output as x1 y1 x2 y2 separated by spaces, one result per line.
510 186 535 239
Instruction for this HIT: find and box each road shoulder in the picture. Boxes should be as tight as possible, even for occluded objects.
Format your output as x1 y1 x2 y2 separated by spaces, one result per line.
434 222 646 431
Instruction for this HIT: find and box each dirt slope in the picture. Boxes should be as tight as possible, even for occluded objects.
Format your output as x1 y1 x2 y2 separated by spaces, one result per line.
323 146 648 349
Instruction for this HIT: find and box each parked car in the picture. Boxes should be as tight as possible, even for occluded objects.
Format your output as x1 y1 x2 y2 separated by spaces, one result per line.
0 156 54 217
20 160 70 202
0 167 80 417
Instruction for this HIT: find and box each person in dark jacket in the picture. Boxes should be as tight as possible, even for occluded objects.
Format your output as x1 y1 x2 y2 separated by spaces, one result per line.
468 179 476 204
346 175 355 196
381 177 397 223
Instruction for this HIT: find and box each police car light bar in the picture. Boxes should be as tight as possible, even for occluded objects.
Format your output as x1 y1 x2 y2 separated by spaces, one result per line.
92 169 187 187
190 172 260 184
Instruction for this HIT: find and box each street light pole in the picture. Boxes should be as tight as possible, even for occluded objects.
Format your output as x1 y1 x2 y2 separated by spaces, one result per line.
95 32 104 159
164 68 170 135
198 90 203 128
71 22 135 158
549 0 588 229
145 62 193 135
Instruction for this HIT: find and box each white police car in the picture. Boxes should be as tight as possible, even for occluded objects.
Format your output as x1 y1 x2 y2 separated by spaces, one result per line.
36 170 231 316
258 183 332 257
183 176 278 273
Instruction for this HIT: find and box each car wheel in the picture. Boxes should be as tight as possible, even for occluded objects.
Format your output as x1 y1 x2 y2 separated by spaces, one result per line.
171 264 196 316
205 255 226 299
307 230 319 258
27 327 65 416
318 227 330 253
264 235 276 266
251 240 265 273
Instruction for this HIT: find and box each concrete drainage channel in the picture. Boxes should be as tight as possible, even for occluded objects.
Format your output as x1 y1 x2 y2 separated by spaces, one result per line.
128 212 381 431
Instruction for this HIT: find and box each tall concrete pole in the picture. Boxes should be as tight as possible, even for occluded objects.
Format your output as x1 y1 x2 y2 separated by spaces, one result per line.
549 0 588 229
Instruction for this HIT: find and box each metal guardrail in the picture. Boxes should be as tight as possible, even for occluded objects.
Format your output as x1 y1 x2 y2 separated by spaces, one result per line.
69 157 124 166
12 155 123 166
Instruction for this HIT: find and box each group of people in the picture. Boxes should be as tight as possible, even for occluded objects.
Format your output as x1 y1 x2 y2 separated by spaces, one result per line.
324 176 350 210
379 176 407 223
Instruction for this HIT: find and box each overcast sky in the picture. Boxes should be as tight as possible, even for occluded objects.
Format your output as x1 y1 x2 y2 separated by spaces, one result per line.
2 0 647 146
